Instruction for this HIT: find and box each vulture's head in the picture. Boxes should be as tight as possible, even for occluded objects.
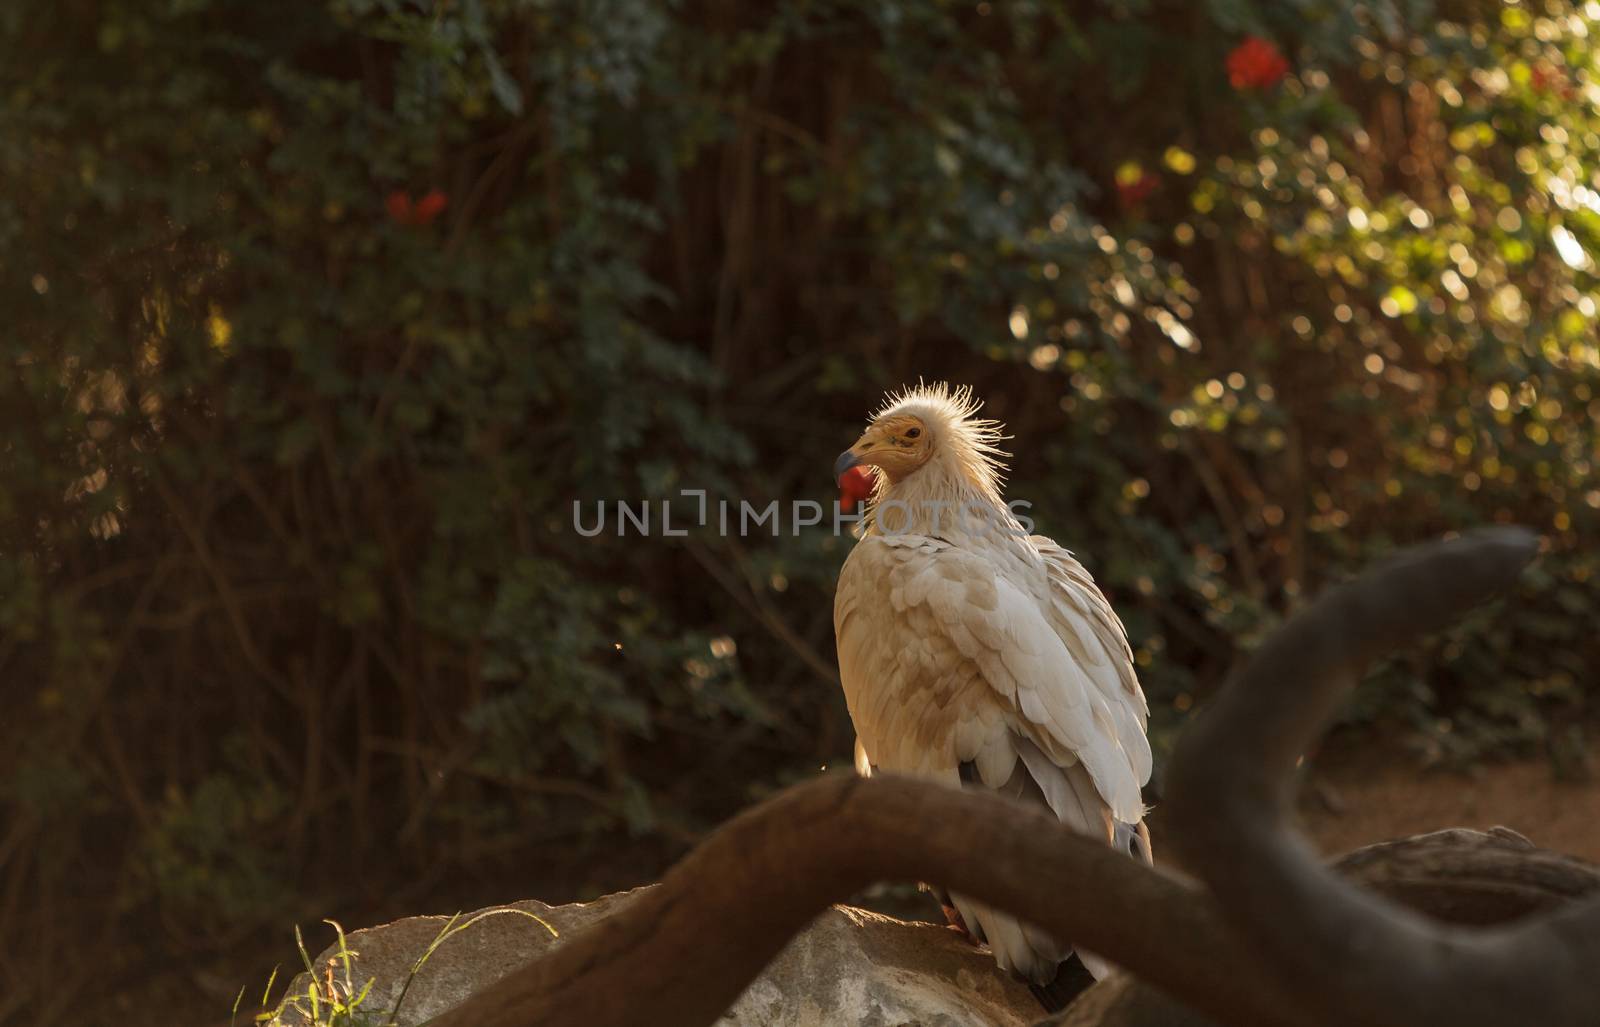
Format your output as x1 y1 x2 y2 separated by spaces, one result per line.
834 382 1009 495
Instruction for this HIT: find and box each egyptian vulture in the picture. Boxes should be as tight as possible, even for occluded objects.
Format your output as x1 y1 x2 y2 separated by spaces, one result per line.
831 382 1153 992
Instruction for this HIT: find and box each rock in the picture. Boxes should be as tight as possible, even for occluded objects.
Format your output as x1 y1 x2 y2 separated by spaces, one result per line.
272 888 1040 1027
726 904 1039 1026
272 889 643 1027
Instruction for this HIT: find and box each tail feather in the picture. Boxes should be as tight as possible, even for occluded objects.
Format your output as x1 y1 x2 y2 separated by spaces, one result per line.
955 744 1151 988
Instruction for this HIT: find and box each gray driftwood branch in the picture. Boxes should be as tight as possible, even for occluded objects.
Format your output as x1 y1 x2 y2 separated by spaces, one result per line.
1165 526 1600 1026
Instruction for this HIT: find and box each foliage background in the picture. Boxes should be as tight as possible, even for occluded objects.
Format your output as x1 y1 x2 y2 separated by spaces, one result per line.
3 0 1599 1022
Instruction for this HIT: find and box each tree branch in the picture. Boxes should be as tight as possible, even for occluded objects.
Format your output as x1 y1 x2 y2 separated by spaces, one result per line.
1167 526 1600 1026
422 774 1305 1027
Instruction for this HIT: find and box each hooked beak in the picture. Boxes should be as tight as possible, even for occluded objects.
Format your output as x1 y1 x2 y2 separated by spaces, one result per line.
834 448 862 481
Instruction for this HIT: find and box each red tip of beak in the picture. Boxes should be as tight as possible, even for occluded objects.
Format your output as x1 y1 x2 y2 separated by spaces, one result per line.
838 465 877 509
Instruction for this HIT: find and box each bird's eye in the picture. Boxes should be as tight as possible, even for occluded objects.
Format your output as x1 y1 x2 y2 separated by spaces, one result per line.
905 428 921 439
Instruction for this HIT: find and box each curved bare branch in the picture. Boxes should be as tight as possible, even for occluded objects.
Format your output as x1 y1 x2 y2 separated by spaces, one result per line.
1166 527 1600 1027
423 773 1305 1027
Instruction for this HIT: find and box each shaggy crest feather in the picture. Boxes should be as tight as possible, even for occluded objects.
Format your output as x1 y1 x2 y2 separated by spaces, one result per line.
871 381 1012 499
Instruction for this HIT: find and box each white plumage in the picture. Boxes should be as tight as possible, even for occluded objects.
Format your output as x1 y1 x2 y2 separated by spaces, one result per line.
832 382 1152 985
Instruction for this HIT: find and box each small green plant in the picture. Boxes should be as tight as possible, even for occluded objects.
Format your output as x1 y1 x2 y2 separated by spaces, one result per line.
243 910 555 1027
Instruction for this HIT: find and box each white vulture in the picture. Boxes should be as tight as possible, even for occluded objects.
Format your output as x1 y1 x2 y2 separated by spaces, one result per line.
831 381 1153 992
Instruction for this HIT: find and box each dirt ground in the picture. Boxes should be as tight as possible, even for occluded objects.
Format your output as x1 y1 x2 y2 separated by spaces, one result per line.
1129 734 1600 880
1295 743 1600 862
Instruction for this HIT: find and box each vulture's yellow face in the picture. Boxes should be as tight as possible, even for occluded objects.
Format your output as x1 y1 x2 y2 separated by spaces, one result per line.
834 414 932 484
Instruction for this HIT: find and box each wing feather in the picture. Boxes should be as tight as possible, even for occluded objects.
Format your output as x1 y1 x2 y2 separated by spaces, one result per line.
1032 537 1154 788
835 533 1148 822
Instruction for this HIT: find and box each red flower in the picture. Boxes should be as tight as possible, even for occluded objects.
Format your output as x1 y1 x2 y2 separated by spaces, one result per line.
1227 36 1290 91
1531 63 1574 99
386 188 449 226
838 464 876 511
413 189 449 225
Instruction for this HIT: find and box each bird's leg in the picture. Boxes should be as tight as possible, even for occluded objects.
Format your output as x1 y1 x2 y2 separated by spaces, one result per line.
940 900 975 940
918 881 977 942
934 889 972 940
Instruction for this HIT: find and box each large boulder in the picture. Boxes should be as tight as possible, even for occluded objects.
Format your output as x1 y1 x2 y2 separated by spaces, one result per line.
272 888 1040 1027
